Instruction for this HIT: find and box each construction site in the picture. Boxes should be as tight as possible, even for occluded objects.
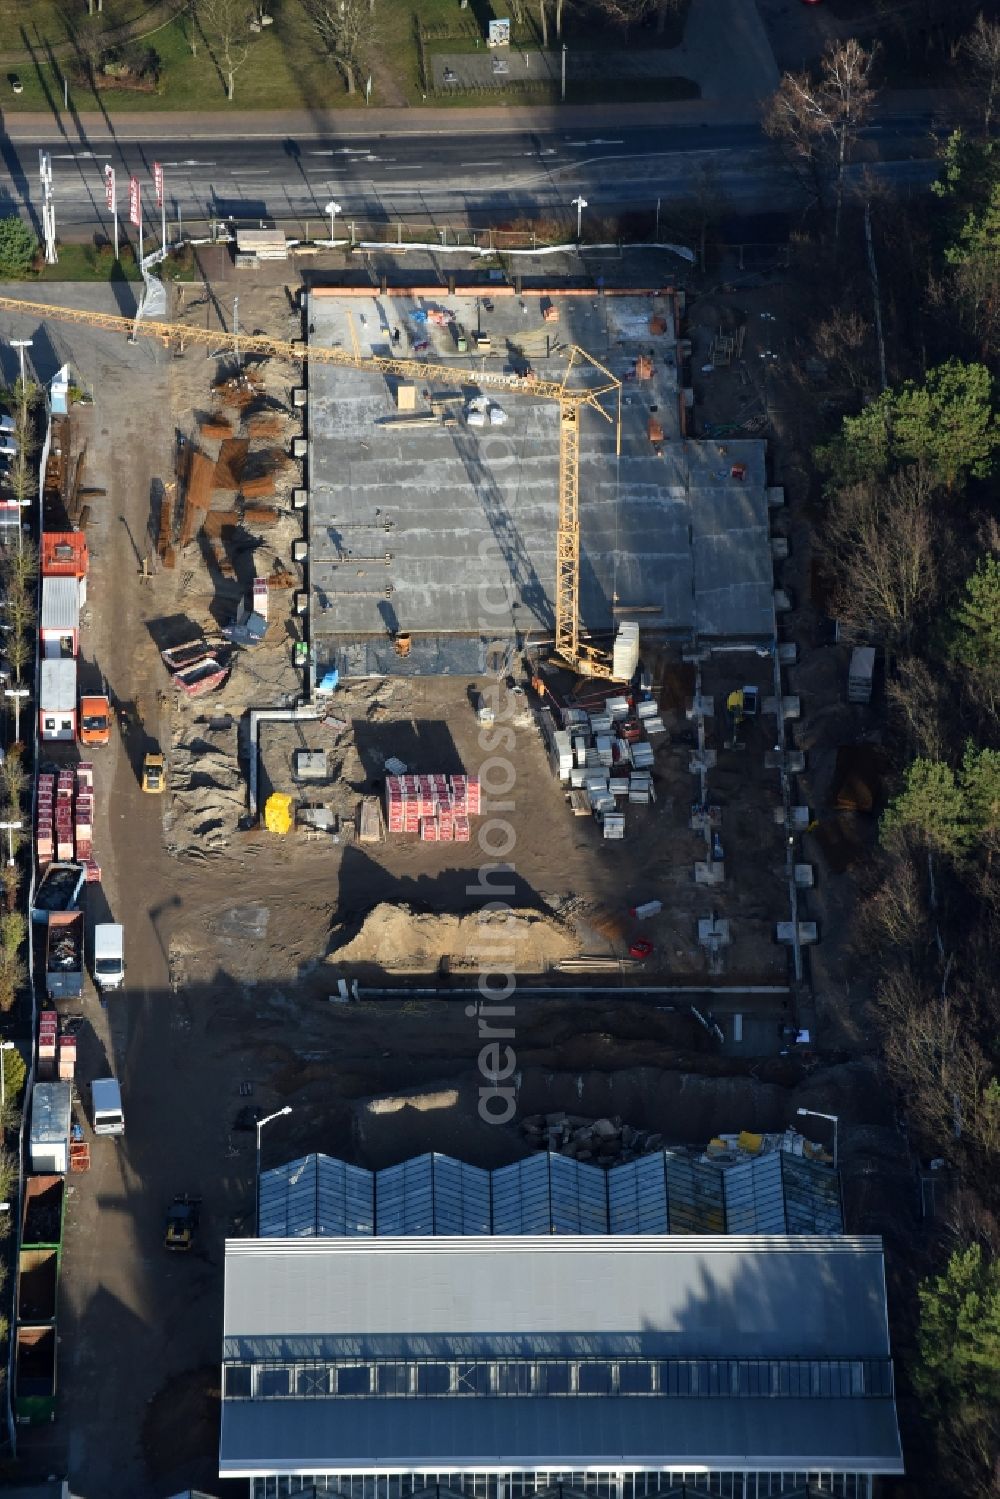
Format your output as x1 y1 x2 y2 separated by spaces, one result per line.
0 250 903 1499
120 271 800 992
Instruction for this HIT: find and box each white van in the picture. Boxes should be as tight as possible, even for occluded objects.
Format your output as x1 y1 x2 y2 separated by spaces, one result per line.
92 1077 125 1137
93 923 125 992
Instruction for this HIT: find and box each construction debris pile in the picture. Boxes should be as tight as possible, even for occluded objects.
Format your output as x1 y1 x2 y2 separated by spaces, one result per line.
522 1116 833 1169
327 901 580 975
521 1112 667 1165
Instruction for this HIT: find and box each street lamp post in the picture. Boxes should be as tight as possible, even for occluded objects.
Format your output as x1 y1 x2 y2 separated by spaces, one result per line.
0 822 22 868
9 340 32 555
255 1105 292 1233
324 200 342 245
561 44 567 103
4 688 29 746
10 339 32 393
0 1040 15 1115
572 196 588 242
797 1107 839 1172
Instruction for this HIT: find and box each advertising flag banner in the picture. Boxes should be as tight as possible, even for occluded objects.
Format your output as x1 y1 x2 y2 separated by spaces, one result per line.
129 175 141 228
153 161 164 209
104 165 115 212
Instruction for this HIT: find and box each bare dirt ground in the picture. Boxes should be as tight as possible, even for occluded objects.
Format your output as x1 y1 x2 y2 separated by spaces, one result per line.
0 254 913 1497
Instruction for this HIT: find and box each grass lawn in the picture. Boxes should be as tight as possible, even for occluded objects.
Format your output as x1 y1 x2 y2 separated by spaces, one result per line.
0 244 142 283
1 0 695 112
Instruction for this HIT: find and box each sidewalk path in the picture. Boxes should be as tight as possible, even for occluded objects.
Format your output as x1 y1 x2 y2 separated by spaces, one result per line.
677 0 780 103
0 98 766 141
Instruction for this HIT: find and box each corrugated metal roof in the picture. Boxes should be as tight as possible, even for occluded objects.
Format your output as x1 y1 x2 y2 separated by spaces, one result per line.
40 575 80 633
223 1236 892 1360
218 1393 904 1477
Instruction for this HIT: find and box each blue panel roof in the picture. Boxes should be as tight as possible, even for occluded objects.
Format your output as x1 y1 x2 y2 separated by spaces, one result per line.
259 1149 842 1239
259 1155 374 1239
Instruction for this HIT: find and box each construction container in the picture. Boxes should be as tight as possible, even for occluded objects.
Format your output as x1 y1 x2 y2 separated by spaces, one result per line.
22 1176 66 1251
42 532 88 588
40 577 81 660
29 1083 72 1175
39 659 77 742
17 1247 59 1324
15 1325 57 1424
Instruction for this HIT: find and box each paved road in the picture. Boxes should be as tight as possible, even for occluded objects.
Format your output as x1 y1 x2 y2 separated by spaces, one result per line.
0 102 943 237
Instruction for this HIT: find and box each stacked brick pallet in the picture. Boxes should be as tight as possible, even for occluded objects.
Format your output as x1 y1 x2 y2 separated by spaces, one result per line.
37 1011 57 1081
385 774 481 843
35 765 100 882
38 1012 76 1083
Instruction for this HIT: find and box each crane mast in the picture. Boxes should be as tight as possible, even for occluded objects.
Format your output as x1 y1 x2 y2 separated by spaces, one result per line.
0 292 620 677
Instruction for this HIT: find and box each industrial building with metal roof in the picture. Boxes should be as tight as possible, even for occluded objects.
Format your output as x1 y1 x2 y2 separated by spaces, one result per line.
221 1154 900 1499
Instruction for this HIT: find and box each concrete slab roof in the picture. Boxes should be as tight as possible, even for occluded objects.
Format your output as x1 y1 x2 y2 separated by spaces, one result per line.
305 295 775 671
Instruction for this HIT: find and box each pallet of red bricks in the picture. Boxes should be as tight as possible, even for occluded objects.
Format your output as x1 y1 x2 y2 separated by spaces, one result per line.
385 773 480 841
35 764 99 881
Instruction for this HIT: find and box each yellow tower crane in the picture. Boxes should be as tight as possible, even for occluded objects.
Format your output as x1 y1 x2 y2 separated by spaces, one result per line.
0 292 621 678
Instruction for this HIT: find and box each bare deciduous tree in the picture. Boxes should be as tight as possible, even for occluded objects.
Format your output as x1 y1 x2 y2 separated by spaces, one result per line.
764 39 879 239
301 0 368 96
588 0 655 43
812 307 876 395
822 463 940 648
886 655 952 761
197 0 254 101
962 11 1000 133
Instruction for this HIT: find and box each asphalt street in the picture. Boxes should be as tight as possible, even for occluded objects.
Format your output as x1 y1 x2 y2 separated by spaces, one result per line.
0 109 941 237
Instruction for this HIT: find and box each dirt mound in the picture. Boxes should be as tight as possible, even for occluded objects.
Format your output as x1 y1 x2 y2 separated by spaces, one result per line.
829 744 886 813
164 732 245 857
328 901 580 974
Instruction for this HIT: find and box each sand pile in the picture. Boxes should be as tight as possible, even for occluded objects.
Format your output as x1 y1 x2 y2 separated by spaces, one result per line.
328 902 580 974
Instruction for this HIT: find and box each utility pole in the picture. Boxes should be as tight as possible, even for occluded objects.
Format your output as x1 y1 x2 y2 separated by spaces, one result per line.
561 44 567 103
